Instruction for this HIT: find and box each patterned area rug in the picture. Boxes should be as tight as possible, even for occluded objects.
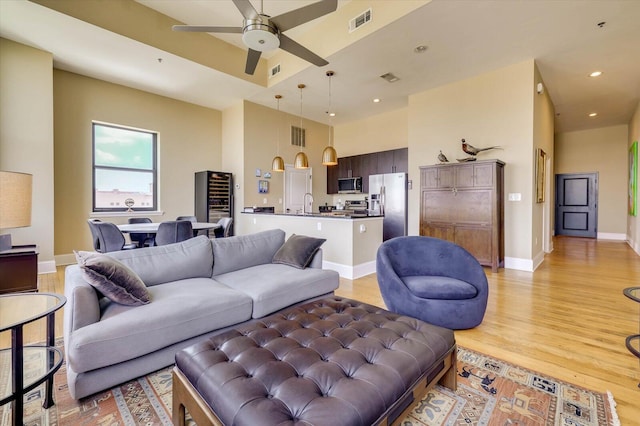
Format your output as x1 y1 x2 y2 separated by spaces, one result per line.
1 345 619 425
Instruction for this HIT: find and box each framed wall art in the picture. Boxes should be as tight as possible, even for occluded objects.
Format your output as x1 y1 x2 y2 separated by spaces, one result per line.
258 180 269 194
629 141 638 216
536 148 546 203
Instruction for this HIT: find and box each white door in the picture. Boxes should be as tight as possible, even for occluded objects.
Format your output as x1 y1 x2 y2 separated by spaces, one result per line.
284 165 312 214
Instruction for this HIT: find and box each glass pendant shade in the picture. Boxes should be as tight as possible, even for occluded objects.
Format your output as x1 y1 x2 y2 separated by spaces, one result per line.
322 146 338 165
272 155 285 172
294 151 309 169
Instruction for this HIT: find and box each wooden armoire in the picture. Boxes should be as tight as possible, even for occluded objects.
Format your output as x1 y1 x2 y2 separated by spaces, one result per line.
419 159 504 272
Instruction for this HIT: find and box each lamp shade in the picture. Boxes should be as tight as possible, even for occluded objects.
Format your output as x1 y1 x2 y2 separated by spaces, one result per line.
322 146 338 166
272 156 285 172
0 171 32 228
294 151 309 169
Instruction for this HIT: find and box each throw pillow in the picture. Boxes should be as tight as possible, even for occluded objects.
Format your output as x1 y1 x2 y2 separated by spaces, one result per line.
74 251 151 306
272 234 326 269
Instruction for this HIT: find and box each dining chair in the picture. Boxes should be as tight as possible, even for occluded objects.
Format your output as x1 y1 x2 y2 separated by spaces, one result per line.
88 220 137 253
214 217 233 238
176 215 197 222
128 217 155 247
87 219 102 252
155 220 193 246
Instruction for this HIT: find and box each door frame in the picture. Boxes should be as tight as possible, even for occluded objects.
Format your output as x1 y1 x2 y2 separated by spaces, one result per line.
554 172 598 238
283 165 312 214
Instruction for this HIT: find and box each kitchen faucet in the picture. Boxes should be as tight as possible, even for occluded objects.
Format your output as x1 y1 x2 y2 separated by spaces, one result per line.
303 193 313 214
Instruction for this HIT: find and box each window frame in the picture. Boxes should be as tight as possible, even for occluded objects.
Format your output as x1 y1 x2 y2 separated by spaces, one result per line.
92 121 158 213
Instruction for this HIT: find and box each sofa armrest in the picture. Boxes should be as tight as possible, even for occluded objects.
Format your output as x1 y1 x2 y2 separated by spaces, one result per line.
308 248 323 269
64 265 101 340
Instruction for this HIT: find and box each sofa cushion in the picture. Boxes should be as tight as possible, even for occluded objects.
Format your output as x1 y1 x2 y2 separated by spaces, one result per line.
106 235 213 286
402 275 478 300
213 263 339 318
272 234 326 269
211 229 285 276
74 251 150 306
67 278 252 373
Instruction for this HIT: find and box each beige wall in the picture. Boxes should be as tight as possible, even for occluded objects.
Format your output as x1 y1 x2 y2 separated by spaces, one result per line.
532 63 556 258
627 101 640 254
0 38 55 272
409 60 536 262
555 125 628 235
334 107 408 156
222 101 245 234
53 70 222 256
241 101 332 213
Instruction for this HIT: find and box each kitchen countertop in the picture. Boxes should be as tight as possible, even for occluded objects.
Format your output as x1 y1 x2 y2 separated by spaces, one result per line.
241 211 382 219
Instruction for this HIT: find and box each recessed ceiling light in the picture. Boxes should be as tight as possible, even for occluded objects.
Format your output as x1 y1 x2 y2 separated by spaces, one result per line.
373 98 381 103
414 45 428 53
589 71 602 77
329 112 336 117
589 112 598 117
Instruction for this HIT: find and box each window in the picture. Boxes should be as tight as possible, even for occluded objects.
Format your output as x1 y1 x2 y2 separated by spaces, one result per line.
92 122 157 212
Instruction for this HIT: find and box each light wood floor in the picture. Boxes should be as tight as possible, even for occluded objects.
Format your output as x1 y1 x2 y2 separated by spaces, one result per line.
2 237 638 424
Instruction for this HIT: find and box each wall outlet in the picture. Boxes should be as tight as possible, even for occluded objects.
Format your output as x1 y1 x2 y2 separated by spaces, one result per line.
263 198 267 204
317 222 322 231
359 224 366 233
278 198 282 204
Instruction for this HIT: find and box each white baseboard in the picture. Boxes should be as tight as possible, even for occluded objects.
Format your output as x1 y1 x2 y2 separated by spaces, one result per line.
38 260 57 274
627 237 640 256
597 232 626 241
323 260 376 279
55 253 77 266
504 257 534 272
531 250 545 271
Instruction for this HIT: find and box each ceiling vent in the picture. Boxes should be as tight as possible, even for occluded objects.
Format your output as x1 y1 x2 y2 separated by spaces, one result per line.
380 72 400 83
269 64 281 78
291 125 306 147
349 8 371 33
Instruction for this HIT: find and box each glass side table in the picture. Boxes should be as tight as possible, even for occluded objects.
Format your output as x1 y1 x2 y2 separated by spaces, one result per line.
0 293 66 426
623 286 640 388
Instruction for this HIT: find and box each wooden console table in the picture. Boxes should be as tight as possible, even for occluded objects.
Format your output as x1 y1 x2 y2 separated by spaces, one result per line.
0 245 38 294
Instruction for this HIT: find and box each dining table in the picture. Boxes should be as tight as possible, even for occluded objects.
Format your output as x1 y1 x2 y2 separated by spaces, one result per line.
118 221 221 237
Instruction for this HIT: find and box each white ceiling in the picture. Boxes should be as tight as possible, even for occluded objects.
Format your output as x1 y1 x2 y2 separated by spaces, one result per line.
1 0 639 133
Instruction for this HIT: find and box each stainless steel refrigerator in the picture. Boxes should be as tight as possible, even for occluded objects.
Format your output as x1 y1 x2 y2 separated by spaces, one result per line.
369 173 408 241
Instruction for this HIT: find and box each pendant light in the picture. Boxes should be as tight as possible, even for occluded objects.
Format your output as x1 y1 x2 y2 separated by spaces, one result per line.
271 95 285 172
322 70 338 166
294 83 309 169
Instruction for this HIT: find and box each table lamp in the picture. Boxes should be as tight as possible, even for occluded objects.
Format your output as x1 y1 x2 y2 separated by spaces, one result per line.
0 171 33 252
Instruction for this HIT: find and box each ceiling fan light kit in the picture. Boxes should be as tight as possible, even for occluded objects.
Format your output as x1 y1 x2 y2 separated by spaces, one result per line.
242 17 280 51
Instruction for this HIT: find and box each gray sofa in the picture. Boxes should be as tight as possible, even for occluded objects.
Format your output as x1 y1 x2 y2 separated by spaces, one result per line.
64 229 339 399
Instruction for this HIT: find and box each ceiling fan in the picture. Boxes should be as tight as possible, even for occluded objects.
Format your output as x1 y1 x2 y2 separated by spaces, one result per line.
172 0 338 75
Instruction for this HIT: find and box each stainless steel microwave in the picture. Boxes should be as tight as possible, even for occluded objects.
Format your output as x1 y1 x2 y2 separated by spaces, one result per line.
338 177 362 193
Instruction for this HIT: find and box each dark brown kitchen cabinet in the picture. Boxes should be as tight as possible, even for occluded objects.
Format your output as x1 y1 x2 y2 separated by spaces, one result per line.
419 159 504 272
326 148 409 194
377 148 408 173
326 164 339 194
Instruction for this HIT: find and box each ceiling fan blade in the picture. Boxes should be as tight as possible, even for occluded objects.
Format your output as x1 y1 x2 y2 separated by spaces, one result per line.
232 0 259 20
245 48 262 75
271 0 337 32
279 34 328 67
172 25 243 33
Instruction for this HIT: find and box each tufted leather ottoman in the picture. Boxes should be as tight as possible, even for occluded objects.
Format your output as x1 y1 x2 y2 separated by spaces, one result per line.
172 297 456 426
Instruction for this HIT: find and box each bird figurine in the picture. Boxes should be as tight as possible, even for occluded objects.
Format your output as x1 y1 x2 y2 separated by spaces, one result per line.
438 150 449 163
461 138 502 156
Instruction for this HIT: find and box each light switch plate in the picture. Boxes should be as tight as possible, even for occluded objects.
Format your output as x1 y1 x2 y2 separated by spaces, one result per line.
508 193 522 201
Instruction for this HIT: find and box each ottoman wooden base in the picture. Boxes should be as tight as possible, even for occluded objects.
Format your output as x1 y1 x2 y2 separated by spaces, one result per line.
173 297 457 426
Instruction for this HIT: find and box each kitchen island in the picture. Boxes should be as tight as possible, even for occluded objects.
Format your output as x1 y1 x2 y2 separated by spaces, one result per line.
241 212 383 279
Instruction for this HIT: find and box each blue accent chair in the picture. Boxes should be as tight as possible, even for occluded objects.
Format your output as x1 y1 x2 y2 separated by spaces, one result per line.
376 236 489 330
